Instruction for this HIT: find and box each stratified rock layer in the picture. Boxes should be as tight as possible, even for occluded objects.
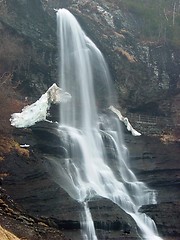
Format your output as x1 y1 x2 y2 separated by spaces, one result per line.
0 0 179 239
1 123 139 240
1 121 179 239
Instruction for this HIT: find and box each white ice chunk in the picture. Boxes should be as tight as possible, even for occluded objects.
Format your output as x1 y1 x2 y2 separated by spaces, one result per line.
109 105 141 136
20 144 30 148
10 83 71 128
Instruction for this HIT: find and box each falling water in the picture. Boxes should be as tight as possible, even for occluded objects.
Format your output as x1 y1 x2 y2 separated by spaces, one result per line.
56 8 162 240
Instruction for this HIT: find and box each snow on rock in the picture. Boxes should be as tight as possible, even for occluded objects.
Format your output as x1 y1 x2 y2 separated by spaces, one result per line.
20 144 30 148
109 105 141 136
10 83 71 128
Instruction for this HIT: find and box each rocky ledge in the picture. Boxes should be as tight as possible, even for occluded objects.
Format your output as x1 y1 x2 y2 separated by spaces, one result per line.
0 120 179 239
1 123 139 240
0 187 67 240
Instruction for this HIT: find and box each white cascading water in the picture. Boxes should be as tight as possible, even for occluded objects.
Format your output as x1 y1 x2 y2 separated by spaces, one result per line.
56 8 163 240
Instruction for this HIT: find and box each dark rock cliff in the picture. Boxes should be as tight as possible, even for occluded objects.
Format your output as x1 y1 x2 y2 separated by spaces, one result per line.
0 0 57 96
0 0 179 118
1 119 179 239
0 0 179 240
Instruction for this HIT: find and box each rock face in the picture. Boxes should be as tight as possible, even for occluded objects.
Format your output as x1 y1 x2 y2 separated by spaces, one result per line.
1 122 140 240
1 119 179 239
124 132 180 238
0 187 68 240
0 0 179 239
0 0 57 97
0 0 179 118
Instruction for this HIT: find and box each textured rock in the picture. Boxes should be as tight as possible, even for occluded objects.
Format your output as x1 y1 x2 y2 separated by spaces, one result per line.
53 0 180 116
0 0 179 239
123 130 180 239
0 187 67 240
0 0 57 97
0 0 179 116
1 120 179 239
124 133 180 203
139 202 180 238
1 140 139 240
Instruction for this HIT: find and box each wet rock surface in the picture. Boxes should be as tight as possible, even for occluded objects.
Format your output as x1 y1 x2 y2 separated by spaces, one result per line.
1 122 139 240
124 132 180 239
0 0 179 239
1 121 179 239
125 133 180 203
0 187 67 240
139 202 180 239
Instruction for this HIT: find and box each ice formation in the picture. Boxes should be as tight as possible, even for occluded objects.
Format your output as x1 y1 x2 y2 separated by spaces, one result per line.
109 106 141 136
10 83 71 128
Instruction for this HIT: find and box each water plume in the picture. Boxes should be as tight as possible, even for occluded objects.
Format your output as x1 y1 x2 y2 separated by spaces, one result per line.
56 8 163 240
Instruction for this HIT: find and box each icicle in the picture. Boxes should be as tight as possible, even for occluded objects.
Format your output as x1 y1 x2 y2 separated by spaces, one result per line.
109 105 141 136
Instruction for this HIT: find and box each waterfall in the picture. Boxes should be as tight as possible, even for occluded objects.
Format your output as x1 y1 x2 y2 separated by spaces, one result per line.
56 8 162 240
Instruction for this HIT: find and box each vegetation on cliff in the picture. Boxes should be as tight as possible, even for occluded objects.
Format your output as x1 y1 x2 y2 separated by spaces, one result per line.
113 0 180 47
